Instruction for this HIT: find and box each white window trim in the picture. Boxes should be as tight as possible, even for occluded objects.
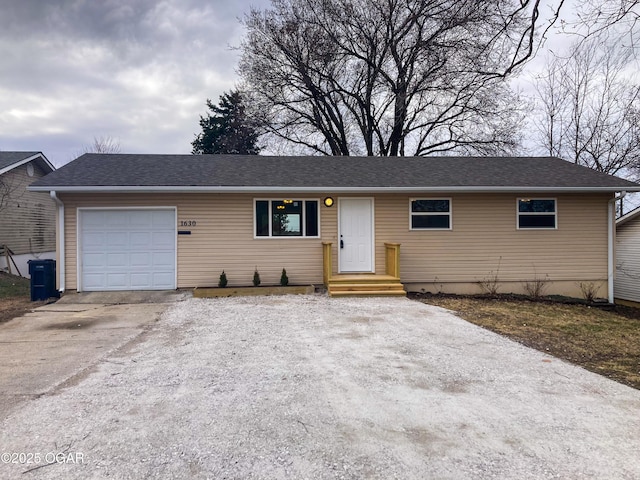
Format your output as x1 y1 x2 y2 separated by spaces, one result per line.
409 198 453 231
253 198 321 239
516 197 558 230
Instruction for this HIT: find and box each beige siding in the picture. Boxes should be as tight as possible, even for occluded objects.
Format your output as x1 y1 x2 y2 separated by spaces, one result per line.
372 193 610 297
60 193 328 290
0 163 56 255
60 191 610 297
615 216 640 303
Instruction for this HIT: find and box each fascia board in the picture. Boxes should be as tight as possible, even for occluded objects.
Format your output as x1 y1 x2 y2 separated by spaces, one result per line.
27 185 640 193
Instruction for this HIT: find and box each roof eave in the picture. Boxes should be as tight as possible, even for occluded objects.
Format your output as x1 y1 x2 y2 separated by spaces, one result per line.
27 185 640 194
0 153 55 176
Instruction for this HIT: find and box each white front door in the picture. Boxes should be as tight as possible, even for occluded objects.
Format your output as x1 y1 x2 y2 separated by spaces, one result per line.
339 198 374 272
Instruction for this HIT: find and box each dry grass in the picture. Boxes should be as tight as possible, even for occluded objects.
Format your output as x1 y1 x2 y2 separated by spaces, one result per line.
413 293 640 390
0 272 44 324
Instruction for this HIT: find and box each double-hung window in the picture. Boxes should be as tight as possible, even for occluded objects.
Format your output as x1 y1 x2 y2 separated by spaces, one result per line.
255 199 319 237
410 199 452 230
517 198 557 229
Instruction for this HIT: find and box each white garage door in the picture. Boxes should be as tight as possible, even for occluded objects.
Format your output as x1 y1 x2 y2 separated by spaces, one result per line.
79 209 176 291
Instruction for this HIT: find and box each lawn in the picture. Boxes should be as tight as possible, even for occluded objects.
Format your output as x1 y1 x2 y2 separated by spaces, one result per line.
0 272 43 324
414 293 640 390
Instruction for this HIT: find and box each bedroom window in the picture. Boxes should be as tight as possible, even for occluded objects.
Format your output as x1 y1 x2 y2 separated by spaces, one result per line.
255 199 319 237
410 199 451 230
517 198 557 229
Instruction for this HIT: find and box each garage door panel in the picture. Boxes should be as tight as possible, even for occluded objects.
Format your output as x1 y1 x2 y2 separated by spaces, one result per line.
104 211 129 227
82 232 106 250
130 273 151 288
106 252 128 267
151 272 175 288
130 252 151 267
151 231 175 248
152 251 174 267
130 232 151 246
106 231 128 247
130 211 154 227
80 209 176 291
83 253 106 268
83 273 106 289
152 211 175 227
106 273 128 289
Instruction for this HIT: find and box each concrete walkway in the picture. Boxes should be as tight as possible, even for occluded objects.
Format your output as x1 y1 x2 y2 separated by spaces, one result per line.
1 295 639 479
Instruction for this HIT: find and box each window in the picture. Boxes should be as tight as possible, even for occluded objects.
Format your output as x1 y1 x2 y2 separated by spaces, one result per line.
410 199 451 230
255 200 320 237
517 198 557 229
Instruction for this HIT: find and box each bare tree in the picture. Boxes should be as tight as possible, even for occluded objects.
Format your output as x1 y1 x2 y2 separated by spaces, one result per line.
572 0 640 43
0 177 19 214
533 39 640 176
239 0 564 156
81 135 122 154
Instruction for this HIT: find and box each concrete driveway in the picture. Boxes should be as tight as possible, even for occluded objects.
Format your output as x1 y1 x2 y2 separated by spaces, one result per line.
0 291 186 422
1 295 639 479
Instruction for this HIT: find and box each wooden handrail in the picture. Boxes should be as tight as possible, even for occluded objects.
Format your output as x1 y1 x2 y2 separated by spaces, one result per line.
322 242 332 286
384 243 400 278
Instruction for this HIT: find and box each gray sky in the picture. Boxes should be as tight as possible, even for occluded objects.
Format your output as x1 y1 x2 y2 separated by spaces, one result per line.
0 0 268 167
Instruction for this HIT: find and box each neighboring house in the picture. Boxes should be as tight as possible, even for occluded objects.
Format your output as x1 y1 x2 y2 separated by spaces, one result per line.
615 206 640 305
29 154 640 301
0 152 56 277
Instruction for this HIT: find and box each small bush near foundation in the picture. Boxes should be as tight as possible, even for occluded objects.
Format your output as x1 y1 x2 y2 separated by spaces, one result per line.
523 274 550 299
477 258 502 295
218 271 228 288
280 268 289 286
253 268 261 287
578 281 601 303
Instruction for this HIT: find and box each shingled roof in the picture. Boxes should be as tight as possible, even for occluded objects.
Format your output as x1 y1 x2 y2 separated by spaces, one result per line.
0 151 54 175
29 154 640 193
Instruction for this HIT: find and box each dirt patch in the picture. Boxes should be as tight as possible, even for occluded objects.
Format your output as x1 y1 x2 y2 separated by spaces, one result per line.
0 297 45 324
0 272 47 324
412 293 640 390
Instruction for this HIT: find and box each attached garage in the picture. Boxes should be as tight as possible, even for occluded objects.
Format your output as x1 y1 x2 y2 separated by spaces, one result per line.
78 208 176 291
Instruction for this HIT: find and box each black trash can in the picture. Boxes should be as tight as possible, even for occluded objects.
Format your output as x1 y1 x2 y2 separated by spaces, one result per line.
28 259 59 301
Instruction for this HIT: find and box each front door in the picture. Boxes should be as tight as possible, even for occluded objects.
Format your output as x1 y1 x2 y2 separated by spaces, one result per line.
339 198 374 272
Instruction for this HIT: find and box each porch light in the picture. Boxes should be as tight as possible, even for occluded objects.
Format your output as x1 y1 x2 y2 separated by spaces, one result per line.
324 197 334 207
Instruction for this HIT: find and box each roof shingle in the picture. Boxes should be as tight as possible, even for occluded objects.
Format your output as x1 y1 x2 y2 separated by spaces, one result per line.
29 154 640 192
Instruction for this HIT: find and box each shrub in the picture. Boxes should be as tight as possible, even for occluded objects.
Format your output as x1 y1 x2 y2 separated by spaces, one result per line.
523 274 550 299
253 268 261 287
280 268 289 286
578 281 601 303
218 270 228 288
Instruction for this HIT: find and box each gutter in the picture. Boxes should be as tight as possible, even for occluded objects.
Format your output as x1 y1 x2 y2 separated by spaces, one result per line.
608 191 627 303
28 185 640 194
50 191 65 293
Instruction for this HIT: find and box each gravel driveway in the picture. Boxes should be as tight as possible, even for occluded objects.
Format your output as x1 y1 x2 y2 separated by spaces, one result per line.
1 295 639 479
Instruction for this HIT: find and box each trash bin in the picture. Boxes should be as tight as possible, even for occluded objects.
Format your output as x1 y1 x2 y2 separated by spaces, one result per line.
28 259 59 301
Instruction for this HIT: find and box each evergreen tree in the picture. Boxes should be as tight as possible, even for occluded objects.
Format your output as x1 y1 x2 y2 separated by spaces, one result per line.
192 90 260 155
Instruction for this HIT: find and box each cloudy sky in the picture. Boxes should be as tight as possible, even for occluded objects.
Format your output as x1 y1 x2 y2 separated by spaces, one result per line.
0 0 609 169
0 0 271 167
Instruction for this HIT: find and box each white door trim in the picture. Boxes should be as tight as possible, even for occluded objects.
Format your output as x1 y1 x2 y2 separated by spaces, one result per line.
338 197 375 273
77 207 177 292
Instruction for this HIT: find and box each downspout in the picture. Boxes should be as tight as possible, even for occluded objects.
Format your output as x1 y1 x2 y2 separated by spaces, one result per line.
50 191 65 293
608 191 626 304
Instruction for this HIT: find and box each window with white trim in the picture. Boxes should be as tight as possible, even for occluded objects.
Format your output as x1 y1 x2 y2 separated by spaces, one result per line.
410 199 451 230
255 199 319 237
517 198 557 229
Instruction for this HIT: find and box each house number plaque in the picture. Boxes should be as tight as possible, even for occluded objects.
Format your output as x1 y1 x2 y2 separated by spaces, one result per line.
180 220 197 227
